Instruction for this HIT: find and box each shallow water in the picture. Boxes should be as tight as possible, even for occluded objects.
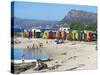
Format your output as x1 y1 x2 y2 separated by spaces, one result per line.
11 48 48 60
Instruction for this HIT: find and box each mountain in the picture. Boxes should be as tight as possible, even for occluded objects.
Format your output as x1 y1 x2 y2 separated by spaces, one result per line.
58 9 97 26
12 17 58 29
12 9 97 30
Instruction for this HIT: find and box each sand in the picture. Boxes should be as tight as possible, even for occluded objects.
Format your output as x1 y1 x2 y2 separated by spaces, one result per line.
13 37 97 73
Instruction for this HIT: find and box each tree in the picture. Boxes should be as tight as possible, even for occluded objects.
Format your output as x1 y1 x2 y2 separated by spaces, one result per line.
85 22 97 31
69 22 97 31
70 23 84 31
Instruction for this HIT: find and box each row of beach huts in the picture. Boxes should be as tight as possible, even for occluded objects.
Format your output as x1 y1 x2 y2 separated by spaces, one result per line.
14 28 97 42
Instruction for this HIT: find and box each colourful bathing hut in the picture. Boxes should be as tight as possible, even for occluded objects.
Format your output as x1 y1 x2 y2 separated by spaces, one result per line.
23 30 28 38
72 32 75 41
55 31 59 39
89 32 93 42
42 31 49 39
92 32 97 41
48 31 53 39
64 31 66 40
28 30 32 39
53 32 57 39
66 32 70 40
84 32 87 41
23 28 97 42
32 29 41 38
75 32 78 41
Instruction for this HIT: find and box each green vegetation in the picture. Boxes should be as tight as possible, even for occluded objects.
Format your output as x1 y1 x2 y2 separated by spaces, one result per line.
69 22 97 31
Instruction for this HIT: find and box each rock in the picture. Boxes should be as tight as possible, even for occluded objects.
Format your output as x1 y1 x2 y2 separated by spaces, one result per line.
11 62 36 74
61 52 67 55
34 59 48 71
48 64 62 70
68 56 78 60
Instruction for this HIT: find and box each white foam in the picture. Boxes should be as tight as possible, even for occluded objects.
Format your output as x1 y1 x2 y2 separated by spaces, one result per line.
11 60 37 63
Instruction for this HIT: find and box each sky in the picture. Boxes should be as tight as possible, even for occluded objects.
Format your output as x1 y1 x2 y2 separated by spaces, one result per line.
12 1 97 21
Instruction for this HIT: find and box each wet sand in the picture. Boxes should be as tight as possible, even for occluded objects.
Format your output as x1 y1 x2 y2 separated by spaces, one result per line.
13 37 97 74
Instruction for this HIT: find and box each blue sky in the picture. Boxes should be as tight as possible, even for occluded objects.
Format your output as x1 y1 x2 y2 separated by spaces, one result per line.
12 1 97 21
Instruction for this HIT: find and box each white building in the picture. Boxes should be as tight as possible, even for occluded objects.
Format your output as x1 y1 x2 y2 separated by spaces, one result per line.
32 28 41 32
59 27 70 32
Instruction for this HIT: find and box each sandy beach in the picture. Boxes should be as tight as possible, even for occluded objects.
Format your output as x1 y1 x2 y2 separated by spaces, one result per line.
13 37 97 74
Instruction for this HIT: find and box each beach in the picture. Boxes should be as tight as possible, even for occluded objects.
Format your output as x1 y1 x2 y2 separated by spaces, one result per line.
13 37 97 73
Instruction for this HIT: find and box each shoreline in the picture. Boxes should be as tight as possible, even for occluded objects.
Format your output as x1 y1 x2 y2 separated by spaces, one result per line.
12 37 97 73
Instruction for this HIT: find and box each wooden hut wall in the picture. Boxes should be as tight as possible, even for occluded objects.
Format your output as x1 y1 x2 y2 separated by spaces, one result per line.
22 32 24 38
42 31 49 39
84 32 87 41
80 32 83 41
81 32 84 41
75 32 78 41
24 32 28 38
21 30 97 41
78 32 80 41
58 32 60 39
55 32 59 39
72 32 75 41
53 32 56 39
66 32 70 40
92 33 97 41
86 32 89 41
61 32 64 39
48 31 53 39
89 32 92 42
36 32 41 38
64 32 66 40
68 32 71 41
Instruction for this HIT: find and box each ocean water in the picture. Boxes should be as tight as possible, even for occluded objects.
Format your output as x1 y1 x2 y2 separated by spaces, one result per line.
11 48 48 60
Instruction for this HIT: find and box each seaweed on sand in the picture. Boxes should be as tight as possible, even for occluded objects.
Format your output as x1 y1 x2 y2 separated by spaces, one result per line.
11 62 36 74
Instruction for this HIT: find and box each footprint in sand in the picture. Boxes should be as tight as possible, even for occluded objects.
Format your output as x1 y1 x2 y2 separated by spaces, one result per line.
68 56 78 60
65 64 85 71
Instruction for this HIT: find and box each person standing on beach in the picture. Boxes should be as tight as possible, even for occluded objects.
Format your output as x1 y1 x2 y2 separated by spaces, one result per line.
22 54 25 63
